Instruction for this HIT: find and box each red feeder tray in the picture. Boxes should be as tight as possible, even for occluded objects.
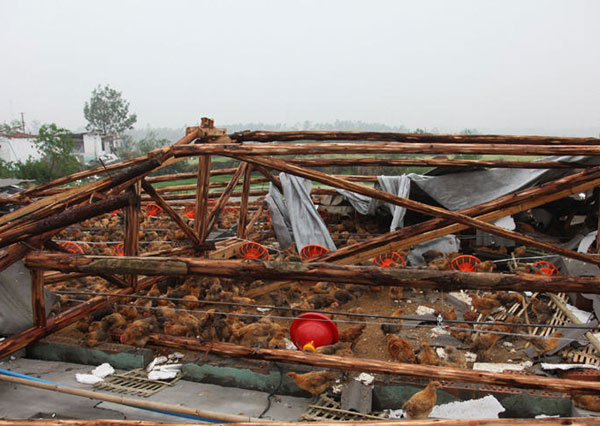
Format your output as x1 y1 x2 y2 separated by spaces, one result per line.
300 244 330 261
451 255 481 272
222 206 239 216
238 241 269 260
110 209 121 216
373 252 406 267
61 241 84 255
113 243 125 256
532 260 559 276
183 206 195 219
146 203 163 218
290 312 339 351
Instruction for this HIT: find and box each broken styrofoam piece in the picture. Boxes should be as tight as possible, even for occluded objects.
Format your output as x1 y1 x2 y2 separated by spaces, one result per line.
146 356 168 372
167 352 184 361
416 306 436 316
436 347 447 360
148 369 178 381
91 363 114 379
465 352 477 363
430 326 450 338
257 307 271 312
75 373 105 385
565 303 594 324
146 354 183 381
430 395 505 419
473 361 532 373
356 372 375 386
536 415 560 418
541 363 600 371
284 337 297 350
385 408 406 419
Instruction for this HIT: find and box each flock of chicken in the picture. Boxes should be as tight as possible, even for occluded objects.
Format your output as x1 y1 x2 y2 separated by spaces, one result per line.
48 207 591 415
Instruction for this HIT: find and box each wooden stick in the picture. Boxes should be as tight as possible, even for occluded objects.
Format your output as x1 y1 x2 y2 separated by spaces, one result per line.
30 269 46 328
141 179 204 249
238 163 253 239
124 184 140 287
288 157 594 169
174 142 600 157
245 203 264 236
142 334 600 394
194 155 211 242
230 130 600 145
24 254 600 294
145 166 239 184
0 374 264 423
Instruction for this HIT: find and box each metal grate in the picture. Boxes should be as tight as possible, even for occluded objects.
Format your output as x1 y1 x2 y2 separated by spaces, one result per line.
94 368 183 397
301 393 383 421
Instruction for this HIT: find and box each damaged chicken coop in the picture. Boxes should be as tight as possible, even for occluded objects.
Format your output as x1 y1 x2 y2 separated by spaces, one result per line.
2 117 600 424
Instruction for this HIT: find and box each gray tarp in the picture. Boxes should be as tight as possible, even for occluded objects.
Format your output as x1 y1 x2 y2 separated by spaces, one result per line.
338 175 411 232
0 260 58 335
267 173 336 255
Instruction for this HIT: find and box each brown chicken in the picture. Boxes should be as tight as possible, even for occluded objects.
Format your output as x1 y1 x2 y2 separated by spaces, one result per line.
386 334 416 363
474 260 496 273
450 323 472 343
470 293 501 317
120 317 157 347
287 371 338 396
339 323 366 347
463 308 478 322
529 331 564 355
513 245 527 258
530 297 553 323
417 344 439 366
573 394 600 412
401 381 442 419
381 308 404 334
428 257 450 271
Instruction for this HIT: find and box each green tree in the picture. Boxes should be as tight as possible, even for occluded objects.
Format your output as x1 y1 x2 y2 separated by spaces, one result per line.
83 84 137 134
0 119 24 135
13 124 80 183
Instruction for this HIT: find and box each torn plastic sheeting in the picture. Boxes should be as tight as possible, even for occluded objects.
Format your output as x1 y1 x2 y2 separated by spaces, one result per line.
406 235 461 266
264 186 293 250
279 173 336 254
408 155 600 211
337 175 410 232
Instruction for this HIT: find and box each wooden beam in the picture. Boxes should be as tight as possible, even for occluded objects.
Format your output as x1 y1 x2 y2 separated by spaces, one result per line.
230 130 600 146
204 163 245 238
145 334 600 394
30 269 46 328
254 164 283 192
174 142 600 157
23 254 600 294
245 203 264 236
194 155 211 242
237 163 252 239
124 184 140 287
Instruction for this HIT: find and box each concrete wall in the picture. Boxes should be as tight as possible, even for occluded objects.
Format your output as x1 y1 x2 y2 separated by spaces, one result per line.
0 136 41 163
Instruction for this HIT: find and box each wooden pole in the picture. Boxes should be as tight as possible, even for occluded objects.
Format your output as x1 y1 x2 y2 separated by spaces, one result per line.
230 130 600 145
238 163 253 239
30 269 46 328
0 374 264 423
124 183 140 287
194 155 211 242
23 254 600 294
174 142 600 157
245 203 264 236
142 334 600 394
204 163 245 239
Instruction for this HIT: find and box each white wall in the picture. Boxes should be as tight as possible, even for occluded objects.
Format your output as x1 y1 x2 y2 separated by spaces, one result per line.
0 137 41 163
82 134 104 163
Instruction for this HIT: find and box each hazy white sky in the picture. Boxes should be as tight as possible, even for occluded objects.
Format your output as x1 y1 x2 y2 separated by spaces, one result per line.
1 0 599 135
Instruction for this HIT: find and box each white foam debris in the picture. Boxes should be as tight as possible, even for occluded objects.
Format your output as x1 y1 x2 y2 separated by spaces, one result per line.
541 363 600 371
148 369 178 381
524 291 533 297
75 373 104 384
416 306 436 316
356 373 374 386
565 303 594 324
430 326 450 338
502 341 514 348
436 347 447 360
257 307 271 312
146 354 183 381
536 414 560 418
465 352 477 363
386 408 406 419
167 352 184 361
473 361 532 373
284 338 297 350
91 363 114 379
430 395 505 419
146 356 168 372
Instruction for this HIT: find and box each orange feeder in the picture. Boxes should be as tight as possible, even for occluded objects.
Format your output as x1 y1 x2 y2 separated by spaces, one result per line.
223 206 239 216
373 252 406 267
451 255 481 272
290 312 339 351
532 260 559 276
183 206 195 219
113 243 124 256
238 242 269 260
110 209 121 216
61 241 84 255
300 244 330 261
146 203 163 218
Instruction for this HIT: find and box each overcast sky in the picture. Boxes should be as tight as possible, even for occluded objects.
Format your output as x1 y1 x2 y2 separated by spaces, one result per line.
1 0 598 135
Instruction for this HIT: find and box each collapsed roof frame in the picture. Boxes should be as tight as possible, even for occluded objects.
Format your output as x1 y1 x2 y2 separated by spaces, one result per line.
1 118 600 397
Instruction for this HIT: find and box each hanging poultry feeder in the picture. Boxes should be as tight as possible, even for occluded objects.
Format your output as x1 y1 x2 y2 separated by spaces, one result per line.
110 209 121 216
300 244 330 261
113 243 125 256
61 241 84 255
373 252 406 267
238 241 269 260
290 312 339 352
146 203 163 218
222 206 239 216
182 205 195 219
532 260 559 276
451 255 481 272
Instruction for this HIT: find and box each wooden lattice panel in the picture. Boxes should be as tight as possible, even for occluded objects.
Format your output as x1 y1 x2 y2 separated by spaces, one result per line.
301 393 382 421
93 368 183 397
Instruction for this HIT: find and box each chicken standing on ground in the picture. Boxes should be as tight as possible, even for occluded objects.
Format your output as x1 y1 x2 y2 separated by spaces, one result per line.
386 334 415 363
417 344 439 366
287 371 338 396
402 381 442 419
529 331 564 355
339 323 366 347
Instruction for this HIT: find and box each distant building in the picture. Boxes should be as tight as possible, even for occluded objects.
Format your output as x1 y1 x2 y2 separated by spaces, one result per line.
0 132 40 163
71 133 120 164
